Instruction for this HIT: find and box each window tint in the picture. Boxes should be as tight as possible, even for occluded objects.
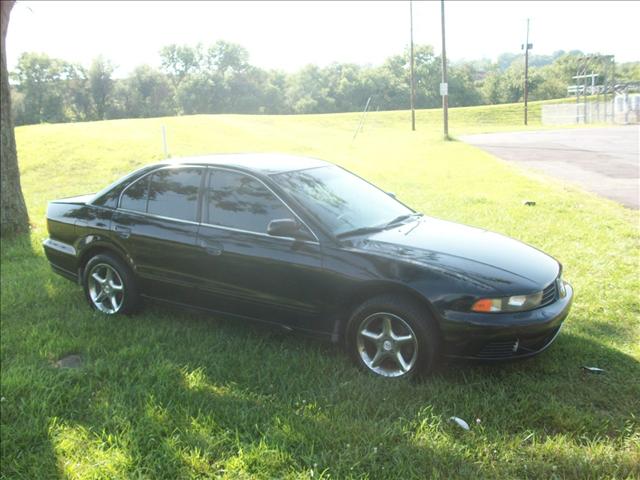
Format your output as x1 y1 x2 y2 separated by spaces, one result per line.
94 189 120 209
147 168 202 222
207 170 292 233
95 166 156 209
272 165 411 236
119 176 150 212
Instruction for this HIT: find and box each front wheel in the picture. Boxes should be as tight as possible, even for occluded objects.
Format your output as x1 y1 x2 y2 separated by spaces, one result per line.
82 253 139 315
347 295 440 378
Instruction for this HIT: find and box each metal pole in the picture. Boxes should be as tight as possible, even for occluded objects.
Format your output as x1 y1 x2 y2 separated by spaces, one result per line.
576 67 580 124
596 73 600 122
161 125 168 158
409 0 416 131
604 60 608 122
612 57 616 124
352 96 372 141
440 0 449 139
591 72 596 122
583 65 588 124
524 18 530 126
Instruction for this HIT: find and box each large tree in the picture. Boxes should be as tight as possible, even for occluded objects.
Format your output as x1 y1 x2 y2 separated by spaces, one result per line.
1 0 29 237
13 52 68 124
89 56 114 120
160 43 202 86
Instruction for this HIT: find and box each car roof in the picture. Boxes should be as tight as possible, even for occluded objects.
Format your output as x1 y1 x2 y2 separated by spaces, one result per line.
155 153 331 174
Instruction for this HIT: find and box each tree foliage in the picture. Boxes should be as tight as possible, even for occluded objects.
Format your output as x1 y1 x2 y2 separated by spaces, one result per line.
10 41 640 126
89 56 115 120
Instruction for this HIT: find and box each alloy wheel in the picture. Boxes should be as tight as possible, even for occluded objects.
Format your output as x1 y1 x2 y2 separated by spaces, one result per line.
356 312 419 377
87 263 125 314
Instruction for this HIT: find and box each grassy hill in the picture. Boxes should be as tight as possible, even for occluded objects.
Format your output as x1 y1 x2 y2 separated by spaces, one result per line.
2 101 638 479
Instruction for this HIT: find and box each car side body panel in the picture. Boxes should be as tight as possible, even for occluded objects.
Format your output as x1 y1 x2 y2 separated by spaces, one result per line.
195 223 325 329
110 209 201 304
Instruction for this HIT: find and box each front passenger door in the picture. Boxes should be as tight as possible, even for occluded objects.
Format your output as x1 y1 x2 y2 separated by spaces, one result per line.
195 168 324 330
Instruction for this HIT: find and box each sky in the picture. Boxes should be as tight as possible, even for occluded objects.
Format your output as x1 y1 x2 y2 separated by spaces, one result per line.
6 1 640 77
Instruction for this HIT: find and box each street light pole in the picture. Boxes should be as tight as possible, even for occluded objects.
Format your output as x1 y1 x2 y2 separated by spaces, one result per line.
440 0 449 139
523 18 531 126
410 0 416 131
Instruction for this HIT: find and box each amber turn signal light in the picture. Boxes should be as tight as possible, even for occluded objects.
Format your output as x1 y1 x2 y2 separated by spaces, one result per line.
471 299 495 312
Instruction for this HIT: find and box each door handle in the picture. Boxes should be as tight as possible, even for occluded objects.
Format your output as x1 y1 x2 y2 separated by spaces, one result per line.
205 246 223 256
114 226 131 239
198 239 224 256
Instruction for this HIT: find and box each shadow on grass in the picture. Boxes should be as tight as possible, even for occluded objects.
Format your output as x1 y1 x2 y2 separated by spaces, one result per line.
2 242 639 478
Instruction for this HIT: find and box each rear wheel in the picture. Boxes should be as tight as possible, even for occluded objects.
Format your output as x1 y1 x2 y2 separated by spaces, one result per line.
347 295 439 378
82 253 139 315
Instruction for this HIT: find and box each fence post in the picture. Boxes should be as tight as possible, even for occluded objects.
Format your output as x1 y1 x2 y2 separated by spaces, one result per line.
162 125 169 158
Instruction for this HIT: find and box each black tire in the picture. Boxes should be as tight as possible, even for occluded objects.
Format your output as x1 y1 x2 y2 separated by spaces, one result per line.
82 252 140 315
346 294 440 378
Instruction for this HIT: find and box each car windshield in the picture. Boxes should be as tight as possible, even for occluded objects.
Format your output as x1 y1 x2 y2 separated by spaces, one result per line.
271 165 415 237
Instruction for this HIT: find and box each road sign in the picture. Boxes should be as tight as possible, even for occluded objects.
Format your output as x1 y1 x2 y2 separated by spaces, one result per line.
440 82 448 96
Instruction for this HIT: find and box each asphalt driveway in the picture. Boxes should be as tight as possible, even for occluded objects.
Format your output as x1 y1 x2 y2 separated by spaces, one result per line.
461 126 639 209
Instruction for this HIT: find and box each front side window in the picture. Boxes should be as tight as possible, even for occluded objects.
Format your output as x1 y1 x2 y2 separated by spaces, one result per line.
119 167 202 222
206 169 292 233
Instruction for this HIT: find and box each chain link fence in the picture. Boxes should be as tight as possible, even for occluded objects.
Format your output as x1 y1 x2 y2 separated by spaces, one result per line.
542 94 640 125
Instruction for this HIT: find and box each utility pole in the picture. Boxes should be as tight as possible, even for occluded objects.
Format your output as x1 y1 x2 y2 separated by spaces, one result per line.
523 18 532 125
440 0 449 139
409 0 416 131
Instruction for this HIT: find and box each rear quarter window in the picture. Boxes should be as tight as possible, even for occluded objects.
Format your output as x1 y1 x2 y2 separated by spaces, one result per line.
120 175 150 212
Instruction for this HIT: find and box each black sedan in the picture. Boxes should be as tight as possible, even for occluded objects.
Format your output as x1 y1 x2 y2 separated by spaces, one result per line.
43 154 573 378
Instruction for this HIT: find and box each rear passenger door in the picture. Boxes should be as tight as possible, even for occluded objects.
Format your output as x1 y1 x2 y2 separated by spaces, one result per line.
111 166 205 303
195 168 324 329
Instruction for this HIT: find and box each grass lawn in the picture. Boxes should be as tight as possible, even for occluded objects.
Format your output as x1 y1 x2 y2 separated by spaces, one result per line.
1 100 639 479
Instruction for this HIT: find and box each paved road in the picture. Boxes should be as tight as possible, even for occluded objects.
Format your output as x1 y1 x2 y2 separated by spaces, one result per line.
461 126 639 209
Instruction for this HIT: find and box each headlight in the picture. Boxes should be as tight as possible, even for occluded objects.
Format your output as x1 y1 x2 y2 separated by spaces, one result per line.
471 291 543 313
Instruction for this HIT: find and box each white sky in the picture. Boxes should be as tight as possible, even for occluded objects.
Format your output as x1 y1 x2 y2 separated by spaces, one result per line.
6 1 640 77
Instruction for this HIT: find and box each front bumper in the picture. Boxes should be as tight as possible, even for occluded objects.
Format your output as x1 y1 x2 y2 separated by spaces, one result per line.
441 282 574 360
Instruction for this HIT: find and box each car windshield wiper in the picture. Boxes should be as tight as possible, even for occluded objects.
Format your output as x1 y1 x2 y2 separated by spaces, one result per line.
336 213 423 239
382 212 423 228
336 225 388 239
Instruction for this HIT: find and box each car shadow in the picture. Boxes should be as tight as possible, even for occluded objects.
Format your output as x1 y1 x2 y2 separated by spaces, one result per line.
2 243 639 477
62 307 640 476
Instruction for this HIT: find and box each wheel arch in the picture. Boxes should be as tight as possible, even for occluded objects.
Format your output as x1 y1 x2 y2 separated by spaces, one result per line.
333 280 442 346
77 241 133 281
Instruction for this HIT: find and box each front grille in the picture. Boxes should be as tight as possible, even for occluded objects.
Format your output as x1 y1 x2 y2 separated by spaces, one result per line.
474 327 561 359
541 280 558 307
476 340 519 359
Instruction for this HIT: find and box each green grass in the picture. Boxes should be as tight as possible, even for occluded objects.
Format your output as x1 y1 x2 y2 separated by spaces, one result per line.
2 100 639 479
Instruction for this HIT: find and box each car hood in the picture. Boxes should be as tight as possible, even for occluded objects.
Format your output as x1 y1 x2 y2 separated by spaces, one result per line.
346 216 560 291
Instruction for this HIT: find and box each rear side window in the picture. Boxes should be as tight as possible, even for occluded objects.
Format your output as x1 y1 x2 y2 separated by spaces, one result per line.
119 168 203 222
147 169 202 222
206 169 291 233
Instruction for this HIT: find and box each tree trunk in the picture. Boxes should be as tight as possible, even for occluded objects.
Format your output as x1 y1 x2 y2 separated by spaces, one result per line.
1 0 29 237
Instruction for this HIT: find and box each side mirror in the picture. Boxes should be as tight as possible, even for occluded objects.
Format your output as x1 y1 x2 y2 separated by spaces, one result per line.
267 218 313 240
